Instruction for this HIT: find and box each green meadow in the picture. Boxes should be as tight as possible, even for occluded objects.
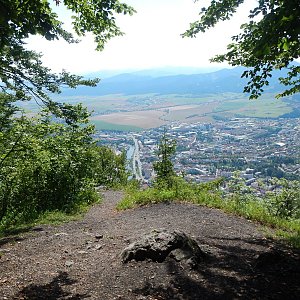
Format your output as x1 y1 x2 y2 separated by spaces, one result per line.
91 120 143 132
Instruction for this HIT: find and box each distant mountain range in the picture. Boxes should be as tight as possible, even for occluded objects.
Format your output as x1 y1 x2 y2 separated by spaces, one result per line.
84 66 223 78
60 65 298 97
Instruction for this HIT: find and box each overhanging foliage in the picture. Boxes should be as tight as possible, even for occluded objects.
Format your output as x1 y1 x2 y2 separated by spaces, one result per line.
184 0 300 99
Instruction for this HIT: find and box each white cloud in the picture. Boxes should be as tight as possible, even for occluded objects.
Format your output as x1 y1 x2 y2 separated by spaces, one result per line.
25 0 256 74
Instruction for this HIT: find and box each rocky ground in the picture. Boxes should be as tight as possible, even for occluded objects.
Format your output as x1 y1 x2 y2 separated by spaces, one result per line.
0 190 299 300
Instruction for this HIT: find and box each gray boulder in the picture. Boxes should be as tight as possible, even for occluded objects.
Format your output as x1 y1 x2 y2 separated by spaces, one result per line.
121 229 206 268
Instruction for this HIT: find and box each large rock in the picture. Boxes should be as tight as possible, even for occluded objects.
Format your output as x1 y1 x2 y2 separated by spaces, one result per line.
121 229 206 268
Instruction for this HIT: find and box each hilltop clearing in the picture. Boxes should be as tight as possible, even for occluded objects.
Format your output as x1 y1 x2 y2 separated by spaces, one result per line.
0 191 299 299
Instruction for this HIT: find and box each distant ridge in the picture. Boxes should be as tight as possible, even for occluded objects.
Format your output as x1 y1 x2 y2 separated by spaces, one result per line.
61 66 295 97
84 66 223 78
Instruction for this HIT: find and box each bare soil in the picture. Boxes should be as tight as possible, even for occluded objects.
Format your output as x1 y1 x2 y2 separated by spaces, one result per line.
0 190 299 300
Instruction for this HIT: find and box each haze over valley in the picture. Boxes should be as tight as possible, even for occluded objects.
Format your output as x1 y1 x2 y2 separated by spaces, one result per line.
49 66 300 131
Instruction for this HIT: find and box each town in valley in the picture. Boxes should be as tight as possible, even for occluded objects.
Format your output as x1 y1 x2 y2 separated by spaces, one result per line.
95 117 300 189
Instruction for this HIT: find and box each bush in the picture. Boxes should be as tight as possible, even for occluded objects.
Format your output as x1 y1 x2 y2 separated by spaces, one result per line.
265 178 300 219
0 104 129 228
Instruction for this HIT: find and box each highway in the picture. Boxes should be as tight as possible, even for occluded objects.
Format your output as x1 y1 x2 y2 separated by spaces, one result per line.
131 136 144 182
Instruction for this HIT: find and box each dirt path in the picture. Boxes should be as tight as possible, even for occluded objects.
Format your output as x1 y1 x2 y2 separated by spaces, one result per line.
0 190 299 299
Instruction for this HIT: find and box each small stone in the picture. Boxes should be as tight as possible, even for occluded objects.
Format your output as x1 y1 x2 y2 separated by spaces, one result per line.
32 227 44 232
65 260 74 267
94 245 102 250
78 250 88 254
55 232 68 236
95 234 103 240
1 249 10 253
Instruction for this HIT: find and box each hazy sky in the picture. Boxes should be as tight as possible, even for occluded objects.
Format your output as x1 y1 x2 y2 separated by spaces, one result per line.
26 0 256 74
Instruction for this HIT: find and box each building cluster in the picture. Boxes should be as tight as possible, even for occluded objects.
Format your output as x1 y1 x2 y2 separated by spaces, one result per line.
94 118 300 186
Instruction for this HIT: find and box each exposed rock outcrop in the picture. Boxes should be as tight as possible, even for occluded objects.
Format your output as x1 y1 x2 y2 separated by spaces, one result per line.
121 229 207 268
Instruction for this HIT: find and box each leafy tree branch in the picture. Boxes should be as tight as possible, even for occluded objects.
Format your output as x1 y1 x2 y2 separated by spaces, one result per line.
183 0 300 99
0 0 135 115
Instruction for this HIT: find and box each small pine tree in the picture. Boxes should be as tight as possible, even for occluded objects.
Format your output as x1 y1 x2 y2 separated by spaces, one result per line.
153 129 177 188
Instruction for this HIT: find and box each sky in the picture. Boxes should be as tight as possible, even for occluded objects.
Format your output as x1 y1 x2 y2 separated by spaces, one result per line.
26 0 256 74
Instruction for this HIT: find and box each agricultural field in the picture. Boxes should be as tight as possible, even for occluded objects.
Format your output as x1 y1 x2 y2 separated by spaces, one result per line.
90 109 167 129
19 92 296 131
160 103 218 122
87 92 293 130
91 120 142 132
212 93 292 118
